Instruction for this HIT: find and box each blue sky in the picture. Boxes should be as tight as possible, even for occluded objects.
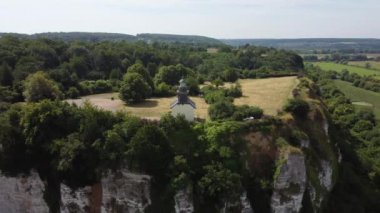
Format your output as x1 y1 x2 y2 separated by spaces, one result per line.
0 0 379 38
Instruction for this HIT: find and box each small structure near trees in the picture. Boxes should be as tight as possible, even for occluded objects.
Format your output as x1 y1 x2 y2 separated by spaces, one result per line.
170 79 196 121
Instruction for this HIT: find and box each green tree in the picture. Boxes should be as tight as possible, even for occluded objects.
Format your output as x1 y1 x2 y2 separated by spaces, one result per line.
223 68 239 82
0 62 13 86
198 162 241 198
100 116 142 167
154 64 195 86
283 98 310 118
23 71 63 102
232 105 263 121
208 100 235 120
119 73 152 104
352 120 374 133
127 63 154 89
185 76 200 95
126 125 173 177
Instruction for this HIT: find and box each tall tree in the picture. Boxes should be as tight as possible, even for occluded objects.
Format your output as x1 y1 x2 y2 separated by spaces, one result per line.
23 71 63 102
0 62 13 86
119 73 152 104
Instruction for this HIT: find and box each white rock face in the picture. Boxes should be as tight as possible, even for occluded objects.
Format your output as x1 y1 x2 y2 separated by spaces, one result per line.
60 184 92 213
319 160 333 191
0 170 49 213
271 153 306 213
174 187 194 213
240 192 254 213
300 139 310 148
101 170 151 213
323 121 329 136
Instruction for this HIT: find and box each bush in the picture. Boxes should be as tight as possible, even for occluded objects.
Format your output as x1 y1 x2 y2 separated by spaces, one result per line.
283 98 310 118
79 80 113 95
208 100 235 120
185 76 200 95
223 68 239 82
352 120 374 133
66 87 80 99
232 105 263 121
204 90 230 104
154 82 175 97
226 83 242 98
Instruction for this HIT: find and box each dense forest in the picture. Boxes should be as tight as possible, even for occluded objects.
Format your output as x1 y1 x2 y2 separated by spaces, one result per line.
0 35 380 212
0 35 303 105
0 32 223 45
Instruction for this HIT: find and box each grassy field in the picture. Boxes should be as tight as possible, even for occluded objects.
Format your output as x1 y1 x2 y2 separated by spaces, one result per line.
348 61 380 71
333 80 380 119
66 76 298 119
312 62 380 79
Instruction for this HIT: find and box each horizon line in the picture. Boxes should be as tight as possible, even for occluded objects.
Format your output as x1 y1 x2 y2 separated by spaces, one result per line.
0 31 379 40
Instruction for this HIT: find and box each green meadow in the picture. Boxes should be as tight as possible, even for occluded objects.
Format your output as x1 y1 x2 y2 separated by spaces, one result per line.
313 62 380 79
333 80 380 119
348 61 380 71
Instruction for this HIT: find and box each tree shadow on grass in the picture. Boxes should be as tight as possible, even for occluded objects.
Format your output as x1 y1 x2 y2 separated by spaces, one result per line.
127 100 159 108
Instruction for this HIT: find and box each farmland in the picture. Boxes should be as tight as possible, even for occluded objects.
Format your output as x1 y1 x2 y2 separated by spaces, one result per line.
312 62 380 78
333 80 380 119
66 76 298 119
348 61 380 70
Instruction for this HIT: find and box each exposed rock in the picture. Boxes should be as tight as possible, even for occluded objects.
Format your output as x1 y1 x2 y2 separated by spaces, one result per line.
60 184 91 213
300 139 310 148
271 153 306 213
319 160 333 191
219 191 253 213
323 121 329 137
240 191 254 213
0 170 49 213
309 184 321 209
101 170 151 213
174 187 194 213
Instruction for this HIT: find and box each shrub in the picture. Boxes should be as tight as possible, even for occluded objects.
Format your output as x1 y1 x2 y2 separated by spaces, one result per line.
352 120 374 133
185 76 200 95
283 98 310 118
154 82 175 97
223 68 239 82
208 100 235 120
226 83 242 98
232 105 263 121
66 87 80 99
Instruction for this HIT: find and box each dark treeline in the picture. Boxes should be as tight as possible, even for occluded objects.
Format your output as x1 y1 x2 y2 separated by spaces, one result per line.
0 35 303 104
0 32 223 45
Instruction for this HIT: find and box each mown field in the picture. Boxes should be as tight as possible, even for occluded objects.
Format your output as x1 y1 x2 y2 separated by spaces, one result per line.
348 61 380 70
66 76 298 119
333 80 380 119
312 62 380 79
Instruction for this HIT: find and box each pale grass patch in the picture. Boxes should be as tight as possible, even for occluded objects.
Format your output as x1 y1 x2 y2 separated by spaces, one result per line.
66 76 298 119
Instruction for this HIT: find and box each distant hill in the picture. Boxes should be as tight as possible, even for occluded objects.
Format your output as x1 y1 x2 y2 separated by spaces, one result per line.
31 32 137 42
221 38 380 53
137 33 223 45
0 32 222 45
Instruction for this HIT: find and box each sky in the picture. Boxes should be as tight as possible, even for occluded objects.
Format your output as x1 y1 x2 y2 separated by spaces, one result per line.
0 0 379 39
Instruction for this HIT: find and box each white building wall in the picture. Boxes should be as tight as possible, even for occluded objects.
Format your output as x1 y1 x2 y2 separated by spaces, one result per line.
171 104 195 121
